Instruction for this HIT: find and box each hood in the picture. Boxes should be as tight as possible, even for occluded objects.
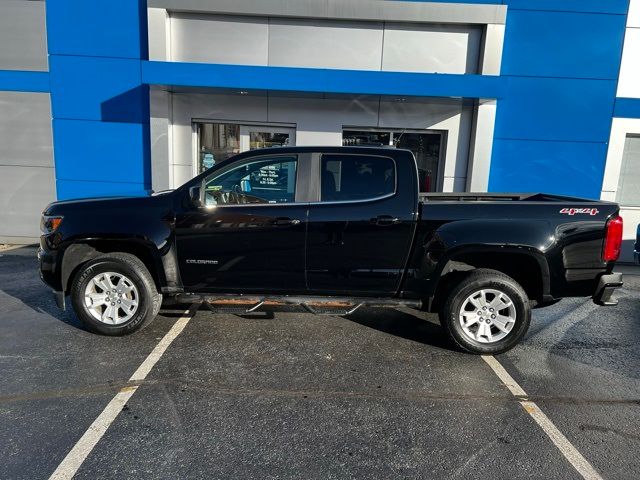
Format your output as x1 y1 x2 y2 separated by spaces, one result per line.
43 193 168 216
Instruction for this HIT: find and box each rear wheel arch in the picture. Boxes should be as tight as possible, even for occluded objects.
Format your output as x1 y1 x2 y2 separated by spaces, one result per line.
427 248 550 313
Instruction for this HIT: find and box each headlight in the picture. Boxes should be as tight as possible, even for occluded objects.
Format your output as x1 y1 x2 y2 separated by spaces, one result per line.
40 215 63 234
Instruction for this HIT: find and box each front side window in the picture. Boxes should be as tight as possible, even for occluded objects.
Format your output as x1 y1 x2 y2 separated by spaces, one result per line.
204 156 297 206
321 154 395 202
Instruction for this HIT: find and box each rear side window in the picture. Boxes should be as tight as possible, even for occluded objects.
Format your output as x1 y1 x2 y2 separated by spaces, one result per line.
320 154 395 202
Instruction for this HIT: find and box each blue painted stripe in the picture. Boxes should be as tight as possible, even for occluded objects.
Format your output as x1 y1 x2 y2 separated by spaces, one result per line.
0 70 50 93
142 61 505 99
613 98 640 119
397 0 629 15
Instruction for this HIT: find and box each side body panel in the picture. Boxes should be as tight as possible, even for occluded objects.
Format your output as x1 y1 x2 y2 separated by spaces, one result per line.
305 150 419 295
174 204 308 293
403 201 619 301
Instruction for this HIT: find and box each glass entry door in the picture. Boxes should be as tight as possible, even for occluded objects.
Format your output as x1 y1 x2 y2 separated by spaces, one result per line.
240 125 295 152
196 122 296 175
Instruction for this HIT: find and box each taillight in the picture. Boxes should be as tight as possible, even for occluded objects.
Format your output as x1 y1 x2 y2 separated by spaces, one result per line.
602 215 623 262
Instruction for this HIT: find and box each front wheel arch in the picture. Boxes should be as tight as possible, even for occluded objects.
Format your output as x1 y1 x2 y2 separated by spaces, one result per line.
61 241 165 295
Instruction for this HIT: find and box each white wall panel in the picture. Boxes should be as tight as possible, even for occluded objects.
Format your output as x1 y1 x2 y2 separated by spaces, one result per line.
0 0 48 71
148 8 169 61
382 23 481 74
166 93 472 192
0 166 55 240
171 13 269 65
268 19 383 70
0 92 53 168
378 99 472 190
628 0 640 28
466 100 496 191
601 117 640 262
0 92 55 240
168 13 483 75
150 88 172 190
170 92 269 175
617 28 640 98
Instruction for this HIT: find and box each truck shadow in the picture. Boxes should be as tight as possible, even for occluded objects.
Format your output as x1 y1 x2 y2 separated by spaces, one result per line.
344 307 453 351
0 246 83 328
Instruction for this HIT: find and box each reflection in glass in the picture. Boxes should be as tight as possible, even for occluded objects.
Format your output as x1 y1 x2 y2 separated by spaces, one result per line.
249 132 291 150
197 123 240 174
204 156 297 206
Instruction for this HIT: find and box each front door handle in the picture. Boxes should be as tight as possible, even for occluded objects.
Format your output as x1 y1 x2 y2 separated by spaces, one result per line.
372 215 400 226
273 217 301 226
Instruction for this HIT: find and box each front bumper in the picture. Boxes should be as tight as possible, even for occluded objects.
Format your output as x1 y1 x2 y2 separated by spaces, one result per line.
38 245 65 309
592 273 623 306
37 245 59 289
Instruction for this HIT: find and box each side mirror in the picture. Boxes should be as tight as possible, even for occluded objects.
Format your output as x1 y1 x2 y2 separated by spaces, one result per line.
189 184 202 208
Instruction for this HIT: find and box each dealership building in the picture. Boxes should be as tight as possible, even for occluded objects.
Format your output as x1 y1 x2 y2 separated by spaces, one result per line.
1 0 640 260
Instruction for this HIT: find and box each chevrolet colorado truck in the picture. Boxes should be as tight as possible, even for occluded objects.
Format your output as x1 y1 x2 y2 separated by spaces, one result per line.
38 146 624 354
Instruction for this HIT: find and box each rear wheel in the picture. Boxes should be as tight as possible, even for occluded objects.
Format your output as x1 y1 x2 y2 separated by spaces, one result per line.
440 269 531 354
70 253 162 335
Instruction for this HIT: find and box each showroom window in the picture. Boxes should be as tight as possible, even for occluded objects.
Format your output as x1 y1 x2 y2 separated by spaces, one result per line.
342 129 443 192
204 156 297 206
196 122 295 175
320 154 395 202
615 135 640 206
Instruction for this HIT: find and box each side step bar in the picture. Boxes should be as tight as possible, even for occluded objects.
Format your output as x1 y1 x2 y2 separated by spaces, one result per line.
175 293 423 316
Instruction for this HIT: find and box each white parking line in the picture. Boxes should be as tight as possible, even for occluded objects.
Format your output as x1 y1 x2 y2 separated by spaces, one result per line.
49 309 195 480
481 355 603 480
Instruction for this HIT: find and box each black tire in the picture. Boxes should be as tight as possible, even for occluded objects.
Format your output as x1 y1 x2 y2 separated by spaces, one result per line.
440 269 531 355
70 252 162 335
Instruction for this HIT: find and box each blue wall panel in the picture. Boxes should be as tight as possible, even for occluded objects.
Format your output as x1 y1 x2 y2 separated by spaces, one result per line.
49 56 148 123
57 180 149 201
142 61 505 99
45 0 147 59
46 0 150 200
403 0 629 14
486 3 628 198
53 119 148 187
501 10 626 80
0 70 49 92
505 0 628 14
613 98 640 119
489 139 608 199
494 77 617 142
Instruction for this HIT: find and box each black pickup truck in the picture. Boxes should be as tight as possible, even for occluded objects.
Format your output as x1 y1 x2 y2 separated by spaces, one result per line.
38 146 624 354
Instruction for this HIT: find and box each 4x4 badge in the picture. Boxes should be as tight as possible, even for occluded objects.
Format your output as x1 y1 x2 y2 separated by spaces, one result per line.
559 208 599 216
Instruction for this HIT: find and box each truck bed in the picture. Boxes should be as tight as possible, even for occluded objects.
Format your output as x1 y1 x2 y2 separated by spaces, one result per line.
419 192 604 203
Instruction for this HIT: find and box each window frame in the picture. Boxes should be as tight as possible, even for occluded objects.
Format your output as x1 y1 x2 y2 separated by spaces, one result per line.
195 152 313 209
312 152 398 205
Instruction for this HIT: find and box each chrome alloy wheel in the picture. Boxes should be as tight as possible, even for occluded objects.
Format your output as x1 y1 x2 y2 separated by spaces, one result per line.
84 272 139 325
459 289 516 343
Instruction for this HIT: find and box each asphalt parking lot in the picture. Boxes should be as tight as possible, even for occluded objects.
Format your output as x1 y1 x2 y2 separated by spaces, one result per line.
1 246 639 479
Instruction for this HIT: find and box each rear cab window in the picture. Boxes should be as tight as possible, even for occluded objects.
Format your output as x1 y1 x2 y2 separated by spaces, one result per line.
320 154 395 202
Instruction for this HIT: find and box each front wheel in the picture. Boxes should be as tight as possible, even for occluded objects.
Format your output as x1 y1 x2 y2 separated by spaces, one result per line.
440 269 531 354
70 252 162 335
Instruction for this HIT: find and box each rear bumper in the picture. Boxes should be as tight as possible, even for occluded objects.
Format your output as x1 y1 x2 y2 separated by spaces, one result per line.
592 273 623 306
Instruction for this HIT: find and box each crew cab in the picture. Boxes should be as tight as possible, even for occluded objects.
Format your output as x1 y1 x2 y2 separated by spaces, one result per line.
38 146 624 354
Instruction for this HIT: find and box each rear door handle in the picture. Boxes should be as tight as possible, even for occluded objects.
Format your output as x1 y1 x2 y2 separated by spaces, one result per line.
372 215 400 226
273 217 301 226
